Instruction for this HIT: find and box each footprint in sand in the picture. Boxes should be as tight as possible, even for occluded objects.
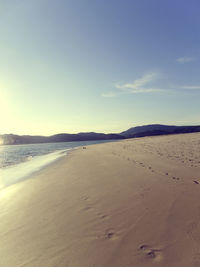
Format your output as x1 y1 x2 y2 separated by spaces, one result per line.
172 177 180 180
139 244 148 250
96 213 109 220
82 195 90 201
83 206 94 211
147 250 156 258
100 214 108 219
139 162 145 168
105 229 117 240
139 244 162 261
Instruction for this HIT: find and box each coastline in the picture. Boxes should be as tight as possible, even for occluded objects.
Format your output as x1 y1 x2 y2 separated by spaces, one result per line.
0 139 113 190
1 133 200 266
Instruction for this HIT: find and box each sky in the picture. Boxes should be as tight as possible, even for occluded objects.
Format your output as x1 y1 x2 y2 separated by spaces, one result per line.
0 0 200 135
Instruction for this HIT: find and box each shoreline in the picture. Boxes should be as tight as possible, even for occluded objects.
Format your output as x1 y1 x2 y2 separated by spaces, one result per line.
0 139 115 190
0 132 200 266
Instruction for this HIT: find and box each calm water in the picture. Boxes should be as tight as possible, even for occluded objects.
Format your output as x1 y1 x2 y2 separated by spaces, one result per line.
0 140 114 189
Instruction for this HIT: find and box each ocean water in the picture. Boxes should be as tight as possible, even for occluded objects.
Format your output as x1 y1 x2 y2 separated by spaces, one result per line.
0 140 113 189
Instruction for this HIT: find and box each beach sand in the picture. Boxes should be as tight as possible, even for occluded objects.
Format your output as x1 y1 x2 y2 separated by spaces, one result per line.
1 133 200 266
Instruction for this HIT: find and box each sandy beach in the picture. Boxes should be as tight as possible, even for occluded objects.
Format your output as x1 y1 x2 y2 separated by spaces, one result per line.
1 133 200 266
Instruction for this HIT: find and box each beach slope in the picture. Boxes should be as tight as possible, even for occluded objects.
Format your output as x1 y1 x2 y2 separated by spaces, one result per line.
1 133 200 266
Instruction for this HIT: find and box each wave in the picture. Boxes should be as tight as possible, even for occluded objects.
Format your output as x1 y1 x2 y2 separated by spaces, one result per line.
0 148 71 190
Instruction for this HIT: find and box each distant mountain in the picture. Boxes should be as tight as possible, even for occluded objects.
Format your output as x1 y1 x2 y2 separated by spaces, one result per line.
1 124 200 145
0 132 124 145
120 124 200 138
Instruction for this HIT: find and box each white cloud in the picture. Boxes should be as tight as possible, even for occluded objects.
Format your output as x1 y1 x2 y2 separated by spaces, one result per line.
176 57 196 63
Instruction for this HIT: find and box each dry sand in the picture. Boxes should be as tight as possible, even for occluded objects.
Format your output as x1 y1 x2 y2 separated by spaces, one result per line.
1 133 200 266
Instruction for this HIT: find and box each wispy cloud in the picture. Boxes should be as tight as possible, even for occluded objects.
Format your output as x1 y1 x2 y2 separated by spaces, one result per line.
176 57 196 63
102 72 166 97
180 85 200 90
115 72 158 91
127 88 167 93
102 71 200 98
101 92 117 97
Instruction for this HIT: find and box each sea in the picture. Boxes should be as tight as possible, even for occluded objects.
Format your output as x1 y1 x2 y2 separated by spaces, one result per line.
0 140 114 190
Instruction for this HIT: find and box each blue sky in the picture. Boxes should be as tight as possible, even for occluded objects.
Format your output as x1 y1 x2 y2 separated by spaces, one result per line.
0 0 200 135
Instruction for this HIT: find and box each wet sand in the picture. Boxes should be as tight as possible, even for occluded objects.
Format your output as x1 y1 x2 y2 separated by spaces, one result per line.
1 133 200 266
